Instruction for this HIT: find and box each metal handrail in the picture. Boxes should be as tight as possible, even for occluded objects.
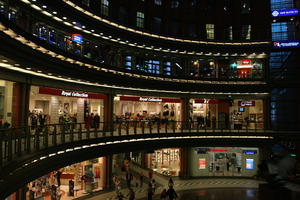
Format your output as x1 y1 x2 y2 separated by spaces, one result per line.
0 120 296 170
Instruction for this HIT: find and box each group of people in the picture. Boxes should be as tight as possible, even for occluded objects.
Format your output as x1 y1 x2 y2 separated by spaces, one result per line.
84 113 100 129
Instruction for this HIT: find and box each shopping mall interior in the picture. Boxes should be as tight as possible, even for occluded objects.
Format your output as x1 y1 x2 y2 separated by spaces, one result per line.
0 0 300 199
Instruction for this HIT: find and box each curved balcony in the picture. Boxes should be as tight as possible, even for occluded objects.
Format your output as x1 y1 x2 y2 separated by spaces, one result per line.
0 121 299 198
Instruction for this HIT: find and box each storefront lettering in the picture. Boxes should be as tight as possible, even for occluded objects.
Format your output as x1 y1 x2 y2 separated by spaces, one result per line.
139 97 162 102
239 101 255 107
61 91 88 98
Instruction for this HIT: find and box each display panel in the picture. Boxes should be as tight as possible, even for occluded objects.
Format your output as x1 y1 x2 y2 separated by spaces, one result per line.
198 158 206 169
246 159 254 170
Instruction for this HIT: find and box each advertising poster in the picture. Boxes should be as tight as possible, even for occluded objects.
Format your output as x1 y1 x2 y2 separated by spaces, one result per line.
246 159 254 170
198 158 206 169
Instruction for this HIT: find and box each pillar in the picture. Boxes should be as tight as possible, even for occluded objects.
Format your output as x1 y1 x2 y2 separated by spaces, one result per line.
263 97 271 130
104 155 113 189
181 97 190 129
179 147 189 178
103 92 114 131
12 83 30 127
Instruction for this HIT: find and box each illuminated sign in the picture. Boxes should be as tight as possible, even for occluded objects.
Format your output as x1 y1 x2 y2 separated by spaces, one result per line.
238 101 255 107
273 40 300 48
194 99 219 104
198 158 206 169
61 91 88 98
72 34 83 44
243 150 257 155
246 159 254 170
241 59 251 65
139 97 162 102
272 9 299 17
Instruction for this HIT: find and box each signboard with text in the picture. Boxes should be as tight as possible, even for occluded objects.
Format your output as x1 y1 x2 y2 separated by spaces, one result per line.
273 40 300 49
71 34 83 44
198 158 206 169
238 101 255 107
119 96 181 103
38 87 106 99
272 9 299 17
246 159 254 170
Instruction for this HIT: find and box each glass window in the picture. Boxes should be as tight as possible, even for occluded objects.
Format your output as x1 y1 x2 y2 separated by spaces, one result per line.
171 0 180 8
241 25 251 40
272 22 295 40
119 7 128 24
241 0 251 14
136 11 145 28
206 24 215 40
152 17 162 33
154 0 162 6
124 56 132 70
271 0 294 10
145 60 161 74
163 62 172 76
101 0 109 17
224 26 233 40
82 0 90 7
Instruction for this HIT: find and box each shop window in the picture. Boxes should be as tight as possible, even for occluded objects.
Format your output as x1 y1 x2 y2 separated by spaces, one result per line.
241 0 251 14
271 0 294 10
163 62 172 76
224 26 233 40
170 21 179 36
230 59 264 79
136 11 145 28
152 17 162 33
190 0 197 8
48 30 56 44
188 24 197 38
145 60 161 74
154 0 162 6
8 8 17 22
272 22 295 41
241 25 251 40
101 0 109 17
37 25 48 41
124 56 132 70
82 0 90 7
171 0 180 8
206 24 215 40
119 7 128 24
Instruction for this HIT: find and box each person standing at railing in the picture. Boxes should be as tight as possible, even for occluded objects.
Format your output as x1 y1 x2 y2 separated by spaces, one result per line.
94 113 100 129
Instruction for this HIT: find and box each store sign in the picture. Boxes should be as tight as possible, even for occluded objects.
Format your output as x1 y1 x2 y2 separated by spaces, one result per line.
71 34 83 44
241 59 251 65
198 158 206 169
38 87 106 99
271 9 299 17
119 96 181 103
61 90 88 98
273 40 300 48
238 101 255 107
194 99 219 104
243 150 257 155
246 159 254 170
211 149 228 152
139 97 162 102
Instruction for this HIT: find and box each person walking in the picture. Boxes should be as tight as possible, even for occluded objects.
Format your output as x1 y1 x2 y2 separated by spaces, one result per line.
139 173 144 187
147 183 153 200
168 177 174 188
128 188 135 200
151 179 156 194
166 186 178 200
160 189 167 200
55 170 62 187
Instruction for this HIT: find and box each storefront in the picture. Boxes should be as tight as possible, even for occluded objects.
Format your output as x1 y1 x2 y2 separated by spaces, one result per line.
0 80 13 127
146 148 181 176
29 86 106 125
26 157 107 199
114 96 182 121
230 100 264 129
188 147 259 177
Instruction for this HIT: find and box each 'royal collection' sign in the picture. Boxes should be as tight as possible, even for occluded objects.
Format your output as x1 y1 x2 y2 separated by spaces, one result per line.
272 9 299 17
273 40 300 48
61 91 88 98
139 97 162 102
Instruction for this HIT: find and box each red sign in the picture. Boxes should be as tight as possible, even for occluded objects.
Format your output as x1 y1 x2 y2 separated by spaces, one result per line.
241 59 251 65
238 101 256 107
211 149 228 152
198 158 206 169
194 99 219 104
38 87 106 99
119 96 181 103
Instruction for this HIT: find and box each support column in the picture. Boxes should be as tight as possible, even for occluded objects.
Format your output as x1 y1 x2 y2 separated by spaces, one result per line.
104 155 113 189
263 97 271 130
12 83 30 127
181 97 190 129
103 92 114 131
179 147 189 178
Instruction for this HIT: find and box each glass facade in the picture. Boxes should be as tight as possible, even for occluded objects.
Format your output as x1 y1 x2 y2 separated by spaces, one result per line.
0 80 13 128
136 11 144 28
206 24 215 40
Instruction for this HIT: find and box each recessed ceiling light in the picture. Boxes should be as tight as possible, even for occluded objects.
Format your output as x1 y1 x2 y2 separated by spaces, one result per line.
37 70 42 73
48 73 52 75
26 67 31 70
42 5 47 8
53 11 57 15
91 29 95 32
82 25 86 28
63 17 67 20
72 21 76 24
2 59 8 62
